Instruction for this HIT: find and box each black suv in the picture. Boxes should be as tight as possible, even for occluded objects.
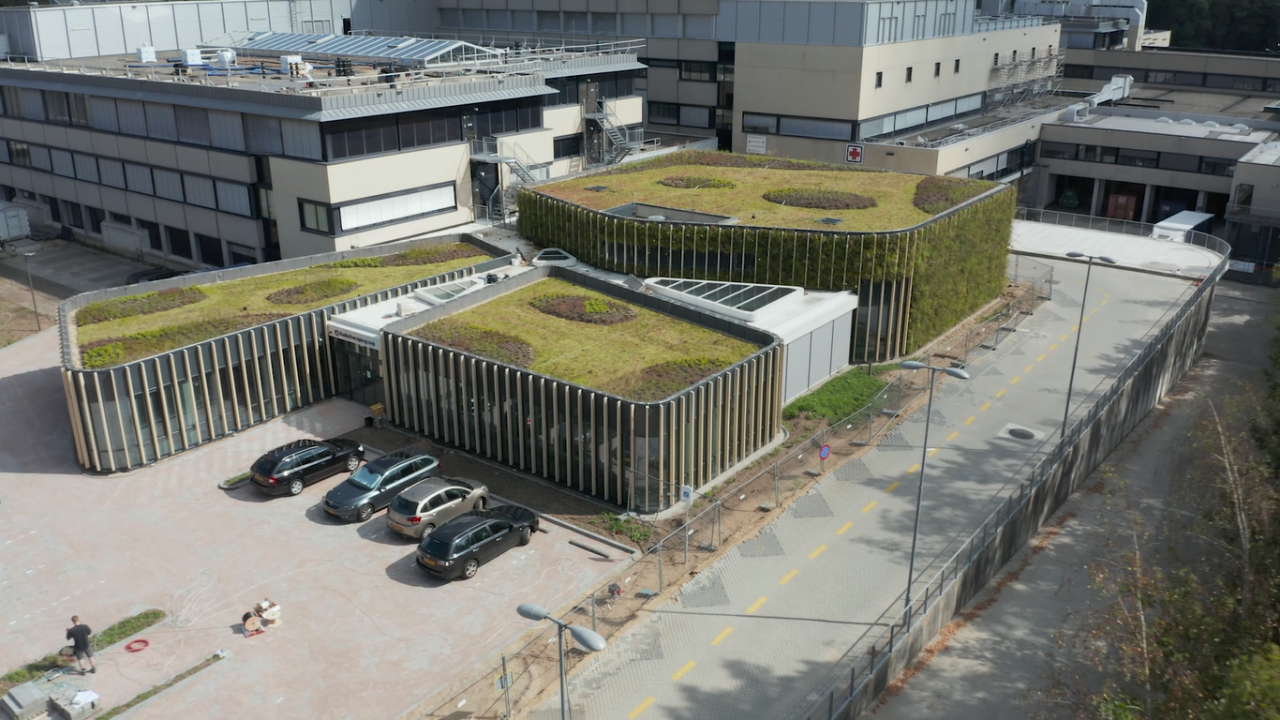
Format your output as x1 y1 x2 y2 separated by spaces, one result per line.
416 506 539 580
323 450 441 522
249 438 365 496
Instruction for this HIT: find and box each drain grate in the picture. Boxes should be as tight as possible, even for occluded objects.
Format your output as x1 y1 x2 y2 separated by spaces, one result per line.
1008 428 1035 440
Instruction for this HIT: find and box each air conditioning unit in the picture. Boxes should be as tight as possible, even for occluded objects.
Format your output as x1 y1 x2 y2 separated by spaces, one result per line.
180 48 203 66
136 46 156 63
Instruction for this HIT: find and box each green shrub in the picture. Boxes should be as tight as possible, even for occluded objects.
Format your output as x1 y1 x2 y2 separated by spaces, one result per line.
266 277 358 305
762 188 877 210
599 512 654 546
319 243 486 269
583 298 610 314
321 257 383 269
82 342 125 369
913 176 988 214
783 367 894 422
77 287 206 326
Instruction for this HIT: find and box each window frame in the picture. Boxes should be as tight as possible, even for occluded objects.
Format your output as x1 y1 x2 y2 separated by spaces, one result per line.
298 200 334 234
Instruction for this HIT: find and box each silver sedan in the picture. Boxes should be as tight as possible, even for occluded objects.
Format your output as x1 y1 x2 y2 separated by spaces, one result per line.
386 477 491 539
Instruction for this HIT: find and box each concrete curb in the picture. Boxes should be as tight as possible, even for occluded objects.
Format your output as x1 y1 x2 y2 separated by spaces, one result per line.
110 652 229 719
490 493 638 557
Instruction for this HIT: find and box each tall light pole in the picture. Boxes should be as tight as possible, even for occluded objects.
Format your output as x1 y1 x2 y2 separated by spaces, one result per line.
899 360 969 631
21 251 39 331
517 602 607 720
1061 251 1116 440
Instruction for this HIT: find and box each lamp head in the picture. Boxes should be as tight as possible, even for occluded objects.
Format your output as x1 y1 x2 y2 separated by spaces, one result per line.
1098 255 1118 264
1066 251 1086 259
900 360 926 370
943 367 971 380
567 624 607 652
516 603 549 621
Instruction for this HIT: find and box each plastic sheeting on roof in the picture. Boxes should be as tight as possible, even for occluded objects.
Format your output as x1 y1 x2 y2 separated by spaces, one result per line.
206 31 504 67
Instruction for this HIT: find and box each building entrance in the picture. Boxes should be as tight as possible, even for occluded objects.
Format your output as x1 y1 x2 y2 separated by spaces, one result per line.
332 340 384 407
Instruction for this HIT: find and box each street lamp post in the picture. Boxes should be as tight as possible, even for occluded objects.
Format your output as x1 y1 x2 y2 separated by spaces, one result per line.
517 603 607 720
899 360 969 632
1061 251 1116 440
21 251 39 331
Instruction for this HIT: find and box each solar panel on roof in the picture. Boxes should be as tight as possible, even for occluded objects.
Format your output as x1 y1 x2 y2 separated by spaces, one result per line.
211 31 500 67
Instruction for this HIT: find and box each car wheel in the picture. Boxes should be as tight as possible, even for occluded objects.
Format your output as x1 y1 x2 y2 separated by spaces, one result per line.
345 455 360 471
462 559 480 579
419 524 435 537
357 504 373 522
518 527 532 546
474 497 486 510
288 479 304 496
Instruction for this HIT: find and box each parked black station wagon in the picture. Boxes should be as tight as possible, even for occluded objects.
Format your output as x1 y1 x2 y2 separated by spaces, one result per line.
323 450 441 522
249 438 365 497
416 506 539 580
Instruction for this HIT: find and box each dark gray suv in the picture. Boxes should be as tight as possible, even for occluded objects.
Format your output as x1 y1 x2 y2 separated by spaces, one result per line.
322 450 441 522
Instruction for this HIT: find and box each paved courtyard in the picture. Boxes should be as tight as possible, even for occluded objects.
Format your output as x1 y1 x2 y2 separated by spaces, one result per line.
534 259 1204 720
0 330 626 719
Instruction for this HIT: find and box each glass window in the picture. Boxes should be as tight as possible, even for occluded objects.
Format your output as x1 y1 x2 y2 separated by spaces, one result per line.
648 102 679 125
8 141 30 167
778 116 852 141
1201 157 1235 176
491 521 512 534
905 66 913 83
427 493 447 510
1158 152 1201 173
166 226 192 258
680 61 714 82
44 91 69 123
445 488 468 502
1206 74 1264 91
471 525 493 543
1039 141 1076 160
228 242 258 265
875 71 882 88
564 11 587 32
742 113 777 134
299 201 332 233
2 87 21 116
544 77 580 107
954 59 960 73
399 108 462 149
64 202 83 229
1116 148 1159 167
993 53 1000 67
934 62 940 77
69 94 90 126
138 219 162 250
1075 145 1116 163
553 134 583 159
87 207 104 234
196 234 223 266
109 212 131 224
537 11 559 31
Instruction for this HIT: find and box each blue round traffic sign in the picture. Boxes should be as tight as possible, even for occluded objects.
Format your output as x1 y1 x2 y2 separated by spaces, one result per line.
819 444 831 459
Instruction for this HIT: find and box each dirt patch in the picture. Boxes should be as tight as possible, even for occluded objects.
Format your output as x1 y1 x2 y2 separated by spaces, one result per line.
656 175 736 189
608 357 731 402
913 175 988 214
77 286 206 326
763 188 878 210
528 294 637 325
410 320 535 368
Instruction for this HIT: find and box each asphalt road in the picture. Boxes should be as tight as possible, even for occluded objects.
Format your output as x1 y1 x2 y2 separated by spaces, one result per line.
531 260 1200 720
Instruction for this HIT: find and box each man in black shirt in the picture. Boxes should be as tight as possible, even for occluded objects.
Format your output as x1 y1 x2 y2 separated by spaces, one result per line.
66 616 95 674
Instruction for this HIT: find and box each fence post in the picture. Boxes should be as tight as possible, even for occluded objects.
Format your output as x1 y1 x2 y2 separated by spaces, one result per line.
849 664 856 701
658 539 664 588
591 589 597 632
774 462 781 507
828 690 835 720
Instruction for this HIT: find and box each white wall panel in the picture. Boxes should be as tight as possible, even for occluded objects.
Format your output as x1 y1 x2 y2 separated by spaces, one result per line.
280 119 322 160
339 185 456 230
173 4 203 48
92 7 127 56
245 2 272 32
121 6 152 54
223 2 249 33
736 1 760 42
34 12 69 59
808 3 835 45
64 8 99 57
715 1 736 40
146 5 178 51
782 3 808 43
199 4 229 38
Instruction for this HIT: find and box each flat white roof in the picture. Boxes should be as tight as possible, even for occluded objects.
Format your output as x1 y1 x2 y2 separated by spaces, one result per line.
1058 114 1274 143
1011 219 1223 277
645 277 858 345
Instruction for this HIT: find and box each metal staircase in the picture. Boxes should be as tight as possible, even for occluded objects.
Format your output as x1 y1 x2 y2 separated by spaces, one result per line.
470 138 537 184
586 101 644 164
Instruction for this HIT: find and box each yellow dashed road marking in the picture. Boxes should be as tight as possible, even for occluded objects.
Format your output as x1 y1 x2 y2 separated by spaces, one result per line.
946 430 959 441
1049 344 1058 350
964 416 976 426
927 448 938 457
779 570 798 586
1060 334 1069 341
862 501 877 513
672 661 696 681
1091 308 1099 314
711 627 734 645
1024 365 1034 373
1083 316 1090 323
1011 377 1020 385
630 698 656 718
1036 354 1046 362
907 463 921 473
885 481 900 493
995 389 1005 398
746 597 768 614
980 402 991 412
1101 299 1108 306
837 521 853 535
809 545 827 560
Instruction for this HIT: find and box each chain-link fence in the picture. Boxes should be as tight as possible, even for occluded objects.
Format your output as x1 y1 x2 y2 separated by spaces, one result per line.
401 258 1054 720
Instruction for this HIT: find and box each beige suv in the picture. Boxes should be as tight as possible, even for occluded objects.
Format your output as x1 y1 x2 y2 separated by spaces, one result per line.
386 477 490 539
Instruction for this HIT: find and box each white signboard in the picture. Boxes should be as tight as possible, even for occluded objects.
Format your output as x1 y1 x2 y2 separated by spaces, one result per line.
745 135 767 155
1228 259 1257 274
327 324 380 351
680 485 694 505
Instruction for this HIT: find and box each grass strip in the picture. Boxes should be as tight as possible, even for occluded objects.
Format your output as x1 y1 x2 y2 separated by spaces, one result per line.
221 472 251 488
78 287 207 326
783 366 898 422
97 653 223 720
0 609 167 693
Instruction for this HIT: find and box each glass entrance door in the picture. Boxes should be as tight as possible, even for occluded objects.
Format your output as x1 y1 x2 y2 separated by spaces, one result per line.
332 341 384 407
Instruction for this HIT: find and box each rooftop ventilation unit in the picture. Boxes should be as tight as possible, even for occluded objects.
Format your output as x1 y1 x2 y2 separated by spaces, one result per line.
1232 123 1251 132
1156 116 1173 123
136 46 157 63
817 217 843 225
1202 120 1219 127
1177 118 1195 125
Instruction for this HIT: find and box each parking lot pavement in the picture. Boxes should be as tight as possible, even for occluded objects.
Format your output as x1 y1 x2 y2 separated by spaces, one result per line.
0 238 152 298
0 330 626 718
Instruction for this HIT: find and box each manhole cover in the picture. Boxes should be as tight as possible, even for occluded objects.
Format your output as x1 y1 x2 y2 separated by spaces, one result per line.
1008 428 1035 440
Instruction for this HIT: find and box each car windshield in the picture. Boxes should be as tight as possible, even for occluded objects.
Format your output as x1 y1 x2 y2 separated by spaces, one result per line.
421 537 452 557
390 496 417 516
346 466 383 490
250 457 275 475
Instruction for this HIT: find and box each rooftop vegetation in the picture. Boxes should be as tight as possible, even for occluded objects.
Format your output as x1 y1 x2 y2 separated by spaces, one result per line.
537 150 992 231
75 243 488 368
409 278 759 401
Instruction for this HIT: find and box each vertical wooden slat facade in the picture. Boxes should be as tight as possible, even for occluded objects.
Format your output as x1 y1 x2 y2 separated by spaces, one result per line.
59 235 516 473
